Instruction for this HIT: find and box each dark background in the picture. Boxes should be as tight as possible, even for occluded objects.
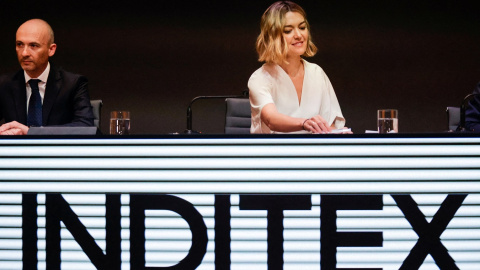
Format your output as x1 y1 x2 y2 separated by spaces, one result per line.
1 0 479 134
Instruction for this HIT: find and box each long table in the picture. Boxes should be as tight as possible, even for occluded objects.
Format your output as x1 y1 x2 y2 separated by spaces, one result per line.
0 134 479 270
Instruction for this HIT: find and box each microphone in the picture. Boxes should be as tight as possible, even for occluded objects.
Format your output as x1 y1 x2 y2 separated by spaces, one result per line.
184 91 248 134
456 93 480 132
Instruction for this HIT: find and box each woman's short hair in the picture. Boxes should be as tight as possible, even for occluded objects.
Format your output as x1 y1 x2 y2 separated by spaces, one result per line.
256 1 317 64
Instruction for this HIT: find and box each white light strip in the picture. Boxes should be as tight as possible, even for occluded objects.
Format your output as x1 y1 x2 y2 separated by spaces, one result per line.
1 182 480 193
1 144 480 157
1 157 480 169
1 169 479 182
1 137 480 145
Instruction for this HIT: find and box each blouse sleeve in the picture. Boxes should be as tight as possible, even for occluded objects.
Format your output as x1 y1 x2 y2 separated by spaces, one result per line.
320 68 345 129
248 68 275 132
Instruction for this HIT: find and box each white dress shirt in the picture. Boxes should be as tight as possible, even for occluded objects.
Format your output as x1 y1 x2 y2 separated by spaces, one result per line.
24 62 50 113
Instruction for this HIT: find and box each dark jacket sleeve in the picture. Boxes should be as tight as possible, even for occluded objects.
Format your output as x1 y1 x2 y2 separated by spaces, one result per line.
44 67 95 127
0 72 21 125
0 75 5 123
465 81 480 132
61 75 94 127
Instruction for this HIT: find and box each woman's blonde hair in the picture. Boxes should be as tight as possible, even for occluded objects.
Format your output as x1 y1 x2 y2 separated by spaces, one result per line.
256 1 317 64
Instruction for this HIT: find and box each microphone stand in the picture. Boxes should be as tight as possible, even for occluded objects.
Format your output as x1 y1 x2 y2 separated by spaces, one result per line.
456 93 480 132
184 91 248 134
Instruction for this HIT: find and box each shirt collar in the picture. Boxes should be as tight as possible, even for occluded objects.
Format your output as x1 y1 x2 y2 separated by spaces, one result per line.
24 62 50 84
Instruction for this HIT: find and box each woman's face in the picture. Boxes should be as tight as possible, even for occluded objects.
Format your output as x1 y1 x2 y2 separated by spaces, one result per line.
282 11 308 58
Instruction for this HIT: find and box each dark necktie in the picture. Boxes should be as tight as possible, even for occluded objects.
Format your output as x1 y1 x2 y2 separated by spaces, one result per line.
27 79 42 127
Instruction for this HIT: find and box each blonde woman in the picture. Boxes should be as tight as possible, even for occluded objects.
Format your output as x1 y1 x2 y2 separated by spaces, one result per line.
249 1 349 134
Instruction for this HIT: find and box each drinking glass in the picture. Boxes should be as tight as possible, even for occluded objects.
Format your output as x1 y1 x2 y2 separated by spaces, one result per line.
377 109 398 133
110 111 130 135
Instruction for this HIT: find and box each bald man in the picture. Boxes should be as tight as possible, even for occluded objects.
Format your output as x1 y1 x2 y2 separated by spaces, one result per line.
0 19 94 135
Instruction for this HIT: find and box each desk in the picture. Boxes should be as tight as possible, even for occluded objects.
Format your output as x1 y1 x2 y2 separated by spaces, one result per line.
0 134 479 269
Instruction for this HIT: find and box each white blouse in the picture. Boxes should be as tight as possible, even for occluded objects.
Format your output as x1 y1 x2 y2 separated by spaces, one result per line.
248 59 345 134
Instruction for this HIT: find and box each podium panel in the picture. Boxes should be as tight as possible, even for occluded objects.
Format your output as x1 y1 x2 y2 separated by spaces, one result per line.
0 135 479 269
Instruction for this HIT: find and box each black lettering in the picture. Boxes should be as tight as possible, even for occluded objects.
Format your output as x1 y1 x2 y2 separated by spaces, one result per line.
45 194 121 270
22 193 38 270
320 195 383 270
106 194 122 269
130 194 208 270
392 194 466 270
239 195 312 270
215 195 231 270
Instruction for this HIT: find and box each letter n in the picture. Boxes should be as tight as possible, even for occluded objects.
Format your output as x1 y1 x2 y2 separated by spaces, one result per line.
45 193 121 269
130 194 208 270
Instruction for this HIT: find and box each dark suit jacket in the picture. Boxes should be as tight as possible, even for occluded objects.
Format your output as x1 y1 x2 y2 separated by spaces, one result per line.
465 81 480 132
0 65 94 127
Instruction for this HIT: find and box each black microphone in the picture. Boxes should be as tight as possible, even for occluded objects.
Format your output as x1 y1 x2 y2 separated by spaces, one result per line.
184 91 248 134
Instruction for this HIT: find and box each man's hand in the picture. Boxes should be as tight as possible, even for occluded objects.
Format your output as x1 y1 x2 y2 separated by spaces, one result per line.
0 121 29 135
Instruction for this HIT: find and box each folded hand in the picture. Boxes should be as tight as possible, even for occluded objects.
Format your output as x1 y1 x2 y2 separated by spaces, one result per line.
0 121 29 135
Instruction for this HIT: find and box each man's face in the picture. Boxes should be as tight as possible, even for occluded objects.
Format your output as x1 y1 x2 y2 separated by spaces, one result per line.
16 21 56 78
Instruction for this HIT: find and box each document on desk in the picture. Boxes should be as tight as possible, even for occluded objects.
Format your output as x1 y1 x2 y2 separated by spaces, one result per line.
329 128 351 134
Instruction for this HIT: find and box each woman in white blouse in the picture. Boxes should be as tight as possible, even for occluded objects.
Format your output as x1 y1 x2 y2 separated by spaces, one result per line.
249 1 350 134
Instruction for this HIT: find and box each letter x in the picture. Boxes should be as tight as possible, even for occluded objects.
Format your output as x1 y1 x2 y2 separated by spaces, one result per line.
392 194 467 270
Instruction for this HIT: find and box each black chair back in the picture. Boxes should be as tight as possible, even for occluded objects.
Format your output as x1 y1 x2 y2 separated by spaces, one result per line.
446 106 460 131
90 99 103 129
225 98 250 134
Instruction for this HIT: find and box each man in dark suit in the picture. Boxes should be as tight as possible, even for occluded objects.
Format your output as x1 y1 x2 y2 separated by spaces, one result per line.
465 81 480 132
0 19 94 135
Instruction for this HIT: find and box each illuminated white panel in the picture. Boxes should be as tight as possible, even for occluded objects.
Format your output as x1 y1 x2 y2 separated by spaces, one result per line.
1 142 480 158
0 136 479 269
0 262 22 270
1 181 480 194
3 157 480 169
0 136 479 145
1 168 480 181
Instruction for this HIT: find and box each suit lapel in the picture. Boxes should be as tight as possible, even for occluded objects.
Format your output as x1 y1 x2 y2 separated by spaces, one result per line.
42 66 61 126
11 71 28 125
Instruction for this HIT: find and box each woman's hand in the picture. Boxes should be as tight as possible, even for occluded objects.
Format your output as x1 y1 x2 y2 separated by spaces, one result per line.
302 115 332 134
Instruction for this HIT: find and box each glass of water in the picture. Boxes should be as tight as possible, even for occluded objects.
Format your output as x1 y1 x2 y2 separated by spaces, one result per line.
377 109 398 133
110 111 130 135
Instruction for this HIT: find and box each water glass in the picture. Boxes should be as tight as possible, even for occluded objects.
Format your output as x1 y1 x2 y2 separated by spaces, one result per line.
377 109 398 133
110 111 130 135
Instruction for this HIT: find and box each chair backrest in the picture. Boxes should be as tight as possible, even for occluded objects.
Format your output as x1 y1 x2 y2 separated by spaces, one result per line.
225 98 251 134
90 99 103 129
446 106 460 131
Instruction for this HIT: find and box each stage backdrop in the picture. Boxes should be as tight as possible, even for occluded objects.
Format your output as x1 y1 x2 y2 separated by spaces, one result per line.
0 135 479 269
0 0 479 134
